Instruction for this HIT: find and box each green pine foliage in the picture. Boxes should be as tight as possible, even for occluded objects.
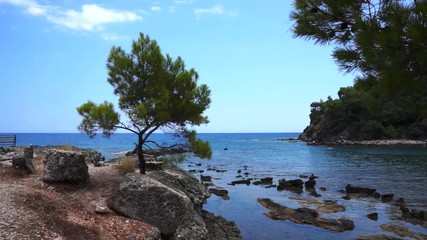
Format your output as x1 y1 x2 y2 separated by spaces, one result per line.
77 33 212 173
292 0 427 141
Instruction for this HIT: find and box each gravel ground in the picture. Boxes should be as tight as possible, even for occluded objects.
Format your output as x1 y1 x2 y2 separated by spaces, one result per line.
0 156 160 240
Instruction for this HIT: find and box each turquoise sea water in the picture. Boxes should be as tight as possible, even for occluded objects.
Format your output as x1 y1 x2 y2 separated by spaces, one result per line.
11 133 427 239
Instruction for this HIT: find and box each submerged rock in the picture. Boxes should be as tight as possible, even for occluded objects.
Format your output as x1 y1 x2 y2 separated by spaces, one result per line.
258 198 354 232
367 213 378 221
381 223 427 240
345 184 376 195
209 188 230 200
229 179 251 185
202 210 241 240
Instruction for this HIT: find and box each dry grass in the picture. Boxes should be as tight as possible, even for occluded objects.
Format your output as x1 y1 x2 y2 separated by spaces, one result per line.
118 157 136 174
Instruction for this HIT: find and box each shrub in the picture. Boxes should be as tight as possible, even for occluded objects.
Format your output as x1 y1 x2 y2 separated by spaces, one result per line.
119 157 136 174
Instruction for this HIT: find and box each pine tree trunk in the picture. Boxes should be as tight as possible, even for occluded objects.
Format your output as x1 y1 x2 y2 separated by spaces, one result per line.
137 133 146 174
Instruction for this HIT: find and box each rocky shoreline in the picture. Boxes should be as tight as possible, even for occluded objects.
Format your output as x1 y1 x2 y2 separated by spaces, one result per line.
305 139 427 147
0 145 242 240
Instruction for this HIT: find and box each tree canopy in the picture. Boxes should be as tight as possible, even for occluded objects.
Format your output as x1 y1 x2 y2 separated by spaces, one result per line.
77 33 212 173
291 0 427 141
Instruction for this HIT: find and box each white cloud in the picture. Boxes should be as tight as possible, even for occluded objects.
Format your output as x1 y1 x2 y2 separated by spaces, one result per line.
194 6 224 20
151 6 161 13
0 0 142 32
47 4 142 31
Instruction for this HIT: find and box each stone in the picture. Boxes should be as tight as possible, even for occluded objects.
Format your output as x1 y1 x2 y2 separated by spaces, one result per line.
209 188 229 200
319 187 327 191
151 165 210 208
12 155 35 174
108 173 208 239
230 179 251 185
345 184 376 194
260 177 273 185
42 150 89 183
367 213 378 221
381 224 427 239
201 175 212 182
316 200 345 213
201 210 241 240
305 179 316 188
381 194 394 202
277 179 304 191
23 145 34 159
81 149 105 167
309 174 319 181
357 235 402 240
95 205 111 214
258 198 354 232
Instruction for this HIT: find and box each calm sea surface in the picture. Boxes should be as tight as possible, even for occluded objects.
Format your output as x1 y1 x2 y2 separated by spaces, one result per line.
12 133 427 239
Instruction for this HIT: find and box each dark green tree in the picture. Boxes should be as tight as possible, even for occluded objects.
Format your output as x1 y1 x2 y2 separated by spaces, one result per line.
291 0 427 141
77 33 212 173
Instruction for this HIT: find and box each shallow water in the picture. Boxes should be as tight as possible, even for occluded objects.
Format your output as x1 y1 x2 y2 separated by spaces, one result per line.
12 132 427 239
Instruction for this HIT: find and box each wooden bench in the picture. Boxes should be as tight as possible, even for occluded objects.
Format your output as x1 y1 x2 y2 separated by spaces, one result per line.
0 134 16 147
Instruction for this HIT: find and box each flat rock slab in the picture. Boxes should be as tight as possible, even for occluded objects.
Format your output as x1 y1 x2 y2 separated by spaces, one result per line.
257 198 354 232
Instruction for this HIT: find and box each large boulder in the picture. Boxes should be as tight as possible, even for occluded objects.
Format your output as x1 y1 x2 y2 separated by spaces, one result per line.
108 173 208 239
43 150 89 183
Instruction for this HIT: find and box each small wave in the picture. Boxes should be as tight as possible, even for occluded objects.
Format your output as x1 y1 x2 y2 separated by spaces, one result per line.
112 151 128 156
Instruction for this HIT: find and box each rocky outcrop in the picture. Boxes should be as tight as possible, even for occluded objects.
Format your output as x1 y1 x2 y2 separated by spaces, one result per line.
201 210 241 240
258 198 354 232
108 165 241 239
11 146 35 173
209 188 230 200
345 184 376 194
42 150 89 183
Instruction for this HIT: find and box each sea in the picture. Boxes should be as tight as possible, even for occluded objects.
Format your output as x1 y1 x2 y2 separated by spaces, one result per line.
11 133 427 239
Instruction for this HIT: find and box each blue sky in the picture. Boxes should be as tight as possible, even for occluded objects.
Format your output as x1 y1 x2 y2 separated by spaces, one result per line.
0 0 353 133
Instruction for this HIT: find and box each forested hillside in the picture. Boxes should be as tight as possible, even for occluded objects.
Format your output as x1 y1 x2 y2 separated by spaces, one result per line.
291 0 427 142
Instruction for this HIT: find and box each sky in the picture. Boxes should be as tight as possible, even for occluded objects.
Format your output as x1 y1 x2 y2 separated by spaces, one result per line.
0 0 354 133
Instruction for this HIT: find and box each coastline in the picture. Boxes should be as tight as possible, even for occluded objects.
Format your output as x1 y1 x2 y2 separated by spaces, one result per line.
305 139 427 147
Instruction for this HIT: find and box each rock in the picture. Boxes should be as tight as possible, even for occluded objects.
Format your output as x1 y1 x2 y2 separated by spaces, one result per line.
381 223 427 240
196 163 202 166
319 187 327 191
299 174 308 178
146 160 163 171
410 209 426 221
80 149 105 167
95 205 111 214
345 184 376 194
201 210 241 240
108 165 240 239
151 165 210 208
316 200 345 213
237 170 241 174
216 169 227 173
201 175 212 182
277 179 304 191
257 198 354 232
209 188 229 200
381 194 394 202
229 179 251 185
108 173 208 239
305 179 316 188
373 192 381 198
357 235 402 240
42 150 89 183
12 155 35 174
342 196 351 200
309 174 319 181
23 145 34 159
367 213 378 221
260 177 273 185
235 175 243 178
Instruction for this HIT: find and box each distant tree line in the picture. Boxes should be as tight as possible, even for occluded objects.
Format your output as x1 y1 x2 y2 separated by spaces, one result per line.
291 0 427 141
